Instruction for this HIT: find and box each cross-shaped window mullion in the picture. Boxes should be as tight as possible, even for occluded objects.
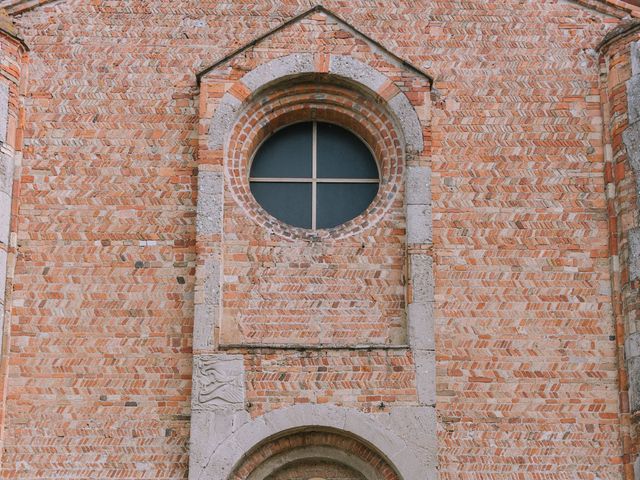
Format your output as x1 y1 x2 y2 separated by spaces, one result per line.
312 121 317 230
248 122 379 231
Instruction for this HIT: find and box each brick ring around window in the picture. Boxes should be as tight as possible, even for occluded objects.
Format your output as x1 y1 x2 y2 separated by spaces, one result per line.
224 77 406 241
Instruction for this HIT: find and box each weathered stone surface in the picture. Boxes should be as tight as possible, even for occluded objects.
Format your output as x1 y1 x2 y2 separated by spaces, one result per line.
192 354 244 412
406 166 431 206
241 53 314 92
623 122 640 207
196 171 223 236
632 41 640 77
414 350 436 406
207 93 241 150
627 332 640 414
0 83 8 144
388 92 423 154
628 227 640 281
328 54 387 93
193 258 220 350
627 75 640 126
199 404 436 480
626 332 640 360
383 406 437 463
406 204 432 244
0 247 7 300
629 356 640 413
411 254 434 304
188 409 250 480
0 191 11 245
0 145 14 194
408 302 435 351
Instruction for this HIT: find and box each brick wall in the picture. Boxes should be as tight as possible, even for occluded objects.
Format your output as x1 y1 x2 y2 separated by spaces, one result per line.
0 0 629 478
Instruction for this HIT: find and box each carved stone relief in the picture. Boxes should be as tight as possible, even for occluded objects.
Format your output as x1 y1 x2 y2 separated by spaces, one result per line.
192 354 244 411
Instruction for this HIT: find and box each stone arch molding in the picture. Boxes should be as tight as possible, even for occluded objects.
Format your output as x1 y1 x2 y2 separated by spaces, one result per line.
196 404 436 480
207 53 424 156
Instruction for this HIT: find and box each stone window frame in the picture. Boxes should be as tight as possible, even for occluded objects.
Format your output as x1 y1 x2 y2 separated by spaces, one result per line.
192 49 438 480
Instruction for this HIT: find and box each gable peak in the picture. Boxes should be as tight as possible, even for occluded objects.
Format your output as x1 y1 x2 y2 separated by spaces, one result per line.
195 5 432 85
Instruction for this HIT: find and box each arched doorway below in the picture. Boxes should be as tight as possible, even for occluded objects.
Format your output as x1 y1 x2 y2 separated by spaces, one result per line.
266 460 365 480
229 429 400 480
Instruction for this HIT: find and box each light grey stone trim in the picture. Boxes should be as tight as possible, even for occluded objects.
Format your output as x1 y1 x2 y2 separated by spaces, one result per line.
406 204 432 244
195 404 437 480
207 93 241 150
405 168 433 244
623 119 640 187
0 84 8 144
404 166 435 412
408 302 434 351
192 354 245 413
627 331 640 412
625 331 640 360
411 254 434 305
627 75 640 126
328 55 423 153
246 446 384 480
627 213 640 281
0 248 7 303
208 53 424 155
328 55 387 93
0 143 14 194
388 92 424 154
406 166 431 206
196 171 223 236
629 356 640 412
0 191 11 246
189 408 251 479
414 350 436 406
193 257 221 350
241 53 315 92
632 41 640 77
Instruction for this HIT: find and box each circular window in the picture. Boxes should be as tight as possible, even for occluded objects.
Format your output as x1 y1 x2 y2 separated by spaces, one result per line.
249 121 380 230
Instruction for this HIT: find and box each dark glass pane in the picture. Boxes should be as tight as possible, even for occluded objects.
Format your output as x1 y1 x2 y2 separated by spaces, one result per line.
317 122 378 179
317 183 379 229
250 182 312 229
250 122 313 178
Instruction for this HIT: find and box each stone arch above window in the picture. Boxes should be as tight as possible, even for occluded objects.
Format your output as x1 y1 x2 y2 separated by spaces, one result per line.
206 52 425 156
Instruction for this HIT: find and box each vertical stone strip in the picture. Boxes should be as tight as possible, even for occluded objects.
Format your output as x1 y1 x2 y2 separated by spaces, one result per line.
405 165 435 406
189 354 248 480
622 41 640 415
194 170 223 350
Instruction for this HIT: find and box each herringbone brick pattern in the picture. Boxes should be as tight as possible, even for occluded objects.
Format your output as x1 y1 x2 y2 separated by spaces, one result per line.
0 0 626 478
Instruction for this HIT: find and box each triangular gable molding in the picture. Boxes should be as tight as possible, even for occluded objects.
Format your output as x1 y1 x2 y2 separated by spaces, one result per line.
196 5 432 86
